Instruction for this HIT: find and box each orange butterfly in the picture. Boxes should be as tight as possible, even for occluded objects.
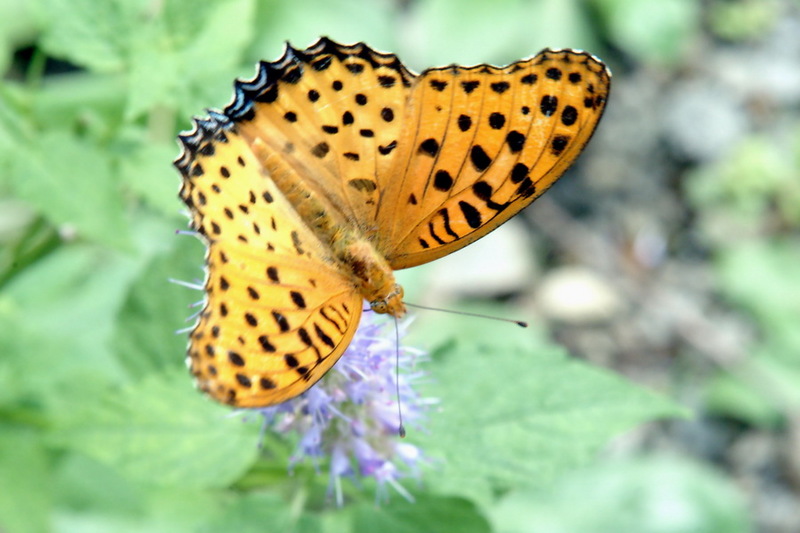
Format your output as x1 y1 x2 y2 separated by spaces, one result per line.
175 38 610 408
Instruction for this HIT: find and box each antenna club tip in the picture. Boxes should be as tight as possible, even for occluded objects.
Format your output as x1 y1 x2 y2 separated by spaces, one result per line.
398 425 406 438
517 321 529 328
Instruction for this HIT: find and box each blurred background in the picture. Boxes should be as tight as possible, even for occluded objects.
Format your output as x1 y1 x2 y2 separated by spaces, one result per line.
1 0 799 531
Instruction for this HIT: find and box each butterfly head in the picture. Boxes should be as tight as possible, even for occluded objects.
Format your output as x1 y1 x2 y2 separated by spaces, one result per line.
370 284 406 318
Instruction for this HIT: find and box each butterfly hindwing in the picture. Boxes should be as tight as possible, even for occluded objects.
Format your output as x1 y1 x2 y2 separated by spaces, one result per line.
176 114 363 407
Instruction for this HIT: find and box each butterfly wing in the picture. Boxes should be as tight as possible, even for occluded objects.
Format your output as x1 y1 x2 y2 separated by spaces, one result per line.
176 113 363 407
223 38 416 229
376 49 611 269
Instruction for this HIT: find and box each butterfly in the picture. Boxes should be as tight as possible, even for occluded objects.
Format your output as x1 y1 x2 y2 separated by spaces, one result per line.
175 37 610 408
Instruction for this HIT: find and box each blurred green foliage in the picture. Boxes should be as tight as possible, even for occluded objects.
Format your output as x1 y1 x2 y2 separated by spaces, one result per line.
0 0 787 531
591 0 701 65
708 0 783 41
689 128 800 429
490 457 750 533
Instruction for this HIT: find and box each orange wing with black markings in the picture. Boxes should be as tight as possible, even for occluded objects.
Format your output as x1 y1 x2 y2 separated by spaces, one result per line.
175 39 610 408
376 49 610 269
176 113 362 407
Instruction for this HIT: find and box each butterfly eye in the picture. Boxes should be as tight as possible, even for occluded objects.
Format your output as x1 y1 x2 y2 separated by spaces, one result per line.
371 299 389 314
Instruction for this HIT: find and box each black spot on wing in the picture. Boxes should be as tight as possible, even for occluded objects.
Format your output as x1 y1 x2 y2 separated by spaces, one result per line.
315 323 335 348
258 335 276 352
311 142 330 158
348 178 377 192
290 291 307 309
433 170 453 192
419 138 439 157
551 135 569 156
461 80 480 93
488 112 505 129
490 81 510 94
379 141 397 155
438 208 459 239
506 131 525 153
546 67 562 80
470 145 491 171
561 105 578 126
272 310 290 332
458 201 482 228
540 95 558 116
378 75 396 88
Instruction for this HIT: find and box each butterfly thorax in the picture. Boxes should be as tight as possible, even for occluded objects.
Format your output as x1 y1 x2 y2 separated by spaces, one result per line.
252 138 407 318
337 239 406 318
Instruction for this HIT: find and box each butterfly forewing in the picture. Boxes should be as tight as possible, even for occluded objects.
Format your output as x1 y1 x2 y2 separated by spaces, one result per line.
379 49 610 269
228 39 415 228
177 115 363 407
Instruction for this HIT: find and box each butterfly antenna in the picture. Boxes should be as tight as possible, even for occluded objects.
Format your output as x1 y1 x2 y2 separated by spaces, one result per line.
394 316 406 438
405 302 528 328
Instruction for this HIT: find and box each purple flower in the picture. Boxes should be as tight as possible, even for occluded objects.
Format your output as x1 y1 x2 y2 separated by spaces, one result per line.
255 314 433 505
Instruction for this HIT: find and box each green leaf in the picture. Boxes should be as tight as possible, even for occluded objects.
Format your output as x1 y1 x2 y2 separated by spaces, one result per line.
0 83 34 182
119 140 185 216
245 0 394 66
489 456 750 533
31 72 127 135
53 454 145 516
705 371 783 428
0 427 51 533
37 0 145 72
412 0 599 67
9 130 132 250
54 455 229 531
125 32 182 121
0 3 38 75
198 491 293 532
718 239 800 334
408 311 684 504
706 343 800 418
113 233 205 378
353 495 490 533
593 0 700 65
0 244 141 403
126 0 255 120
55 369 260 489
0 208 60 288
160 0 221 47
179 0 255 73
